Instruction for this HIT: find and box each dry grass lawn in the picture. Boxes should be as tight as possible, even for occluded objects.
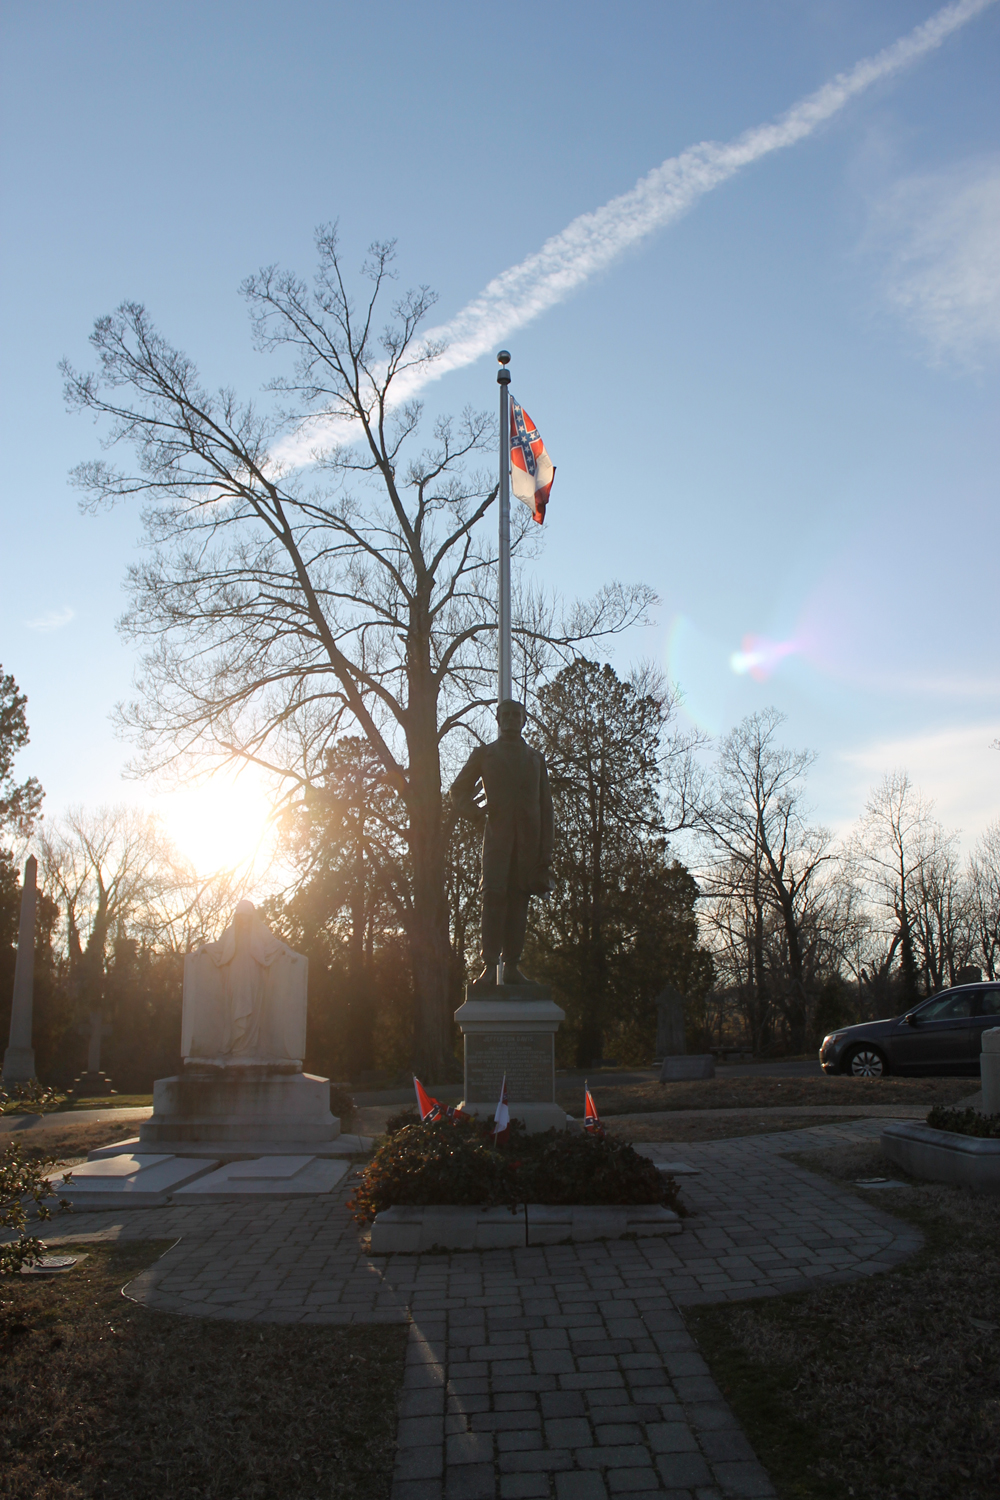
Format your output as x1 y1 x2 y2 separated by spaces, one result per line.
558 1073 977 1117
0 1240 407 1500
686 1141 1000 1500
0 1122 141 1165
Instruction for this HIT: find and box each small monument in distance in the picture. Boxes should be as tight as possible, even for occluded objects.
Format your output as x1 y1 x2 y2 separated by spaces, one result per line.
450 699 565 1132
654 983 715 1081
140 899 340 1155
2 856 37 1086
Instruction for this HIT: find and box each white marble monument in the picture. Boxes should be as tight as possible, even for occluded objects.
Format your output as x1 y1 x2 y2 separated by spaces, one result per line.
140 900 340 1151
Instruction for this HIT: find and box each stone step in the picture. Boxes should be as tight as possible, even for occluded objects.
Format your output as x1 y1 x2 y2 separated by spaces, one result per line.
369 1202 683 1253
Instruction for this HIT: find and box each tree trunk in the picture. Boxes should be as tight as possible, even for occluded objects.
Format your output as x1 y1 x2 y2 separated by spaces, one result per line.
404 663 453 1081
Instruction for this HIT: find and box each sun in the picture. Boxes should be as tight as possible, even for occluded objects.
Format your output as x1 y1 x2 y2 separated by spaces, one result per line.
153 770 278 878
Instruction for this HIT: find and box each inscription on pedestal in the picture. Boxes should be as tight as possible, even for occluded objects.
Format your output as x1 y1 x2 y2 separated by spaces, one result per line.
465 1032 554 1103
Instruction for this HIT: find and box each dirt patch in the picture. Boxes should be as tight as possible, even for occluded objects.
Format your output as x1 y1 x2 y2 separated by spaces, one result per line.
0 1122 141 1165
559 1074 977 1117
686 1146 1000 1500
0 1240 408 1500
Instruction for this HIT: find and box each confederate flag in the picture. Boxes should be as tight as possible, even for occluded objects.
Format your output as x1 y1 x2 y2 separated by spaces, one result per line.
510 397 555 525
584 1083 605 1139
413 1076 471 1124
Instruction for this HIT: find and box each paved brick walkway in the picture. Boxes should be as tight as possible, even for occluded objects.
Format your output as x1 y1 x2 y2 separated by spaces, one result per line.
38 1118 921 1499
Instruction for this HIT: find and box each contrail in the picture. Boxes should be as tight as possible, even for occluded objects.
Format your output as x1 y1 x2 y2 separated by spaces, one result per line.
280 0 995 460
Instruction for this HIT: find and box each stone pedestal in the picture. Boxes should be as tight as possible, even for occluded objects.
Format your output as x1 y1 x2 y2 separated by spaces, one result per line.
981 1027 1000 1114
140 1067 339 1146
138 901 339 1156
70 1070 114 1098
455 985 566 1133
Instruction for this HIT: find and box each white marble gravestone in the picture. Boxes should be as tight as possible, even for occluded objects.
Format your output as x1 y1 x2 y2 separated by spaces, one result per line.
140 900 339 1150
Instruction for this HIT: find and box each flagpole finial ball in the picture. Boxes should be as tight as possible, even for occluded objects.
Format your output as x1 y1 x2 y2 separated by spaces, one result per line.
497 350 511 365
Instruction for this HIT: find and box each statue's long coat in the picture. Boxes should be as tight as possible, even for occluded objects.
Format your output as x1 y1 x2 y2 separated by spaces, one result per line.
450 738 554 895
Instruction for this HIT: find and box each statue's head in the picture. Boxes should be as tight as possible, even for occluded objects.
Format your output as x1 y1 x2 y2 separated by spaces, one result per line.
497 699 527 740
234 899 256 925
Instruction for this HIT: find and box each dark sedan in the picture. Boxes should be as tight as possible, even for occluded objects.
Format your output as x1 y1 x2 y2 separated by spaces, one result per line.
820 983 1000 1077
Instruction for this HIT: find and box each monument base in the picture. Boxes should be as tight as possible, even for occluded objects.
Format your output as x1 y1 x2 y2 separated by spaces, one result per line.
458 1101 568 1133
139 1069 340 1145
455 989 566 1135
1 1045 36 1086
70 1070 114 1097
658 1055 715 1082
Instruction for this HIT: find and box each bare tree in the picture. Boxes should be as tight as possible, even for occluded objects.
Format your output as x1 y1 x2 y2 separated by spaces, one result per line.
62 229 653 1074
696 710 832 1052
968 819 1000 980
910 833 972 992
39 807 181 1074
845 772 940 1006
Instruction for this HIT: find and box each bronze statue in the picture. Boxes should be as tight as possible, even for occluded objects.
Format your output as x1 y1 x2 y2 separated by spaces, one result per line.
450 699 554 989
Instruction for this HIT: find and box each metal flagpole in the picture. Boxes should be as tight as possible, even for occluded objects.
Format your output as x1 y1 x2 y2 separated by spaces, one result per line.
497 350 512 705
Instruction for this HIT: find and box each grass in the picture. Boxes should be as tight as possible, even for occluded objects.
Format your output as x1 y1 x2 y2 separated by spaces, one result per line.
0 1240 408 1500
0 1121 142 1165
57 1095 153 1112
559 1074 977 1117
684 1140 1000 1500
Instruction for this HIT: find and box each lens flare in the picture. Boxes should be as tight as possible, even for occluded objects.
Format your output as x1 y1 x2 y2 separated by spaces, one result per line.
729 634 799 682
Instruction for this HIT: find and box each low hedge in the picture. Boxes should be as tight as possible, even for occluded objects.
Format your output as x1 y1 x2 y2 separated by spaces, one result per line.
349 1117 682 1223
926 1106 1000 1138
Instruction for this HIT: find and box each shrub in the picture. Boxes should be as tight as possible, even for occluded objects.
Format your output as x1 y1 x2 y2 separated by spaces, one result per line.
0 1143 71 1274
927 1106 1000 1138
329 1084 356 1127
383 1106 419 1136
349 1117 682 1222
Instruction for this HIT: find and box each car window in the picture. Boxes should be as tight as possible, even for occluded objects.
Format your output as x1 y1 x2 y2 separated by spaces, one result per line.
915 992 976 1021
977 989 1000 1019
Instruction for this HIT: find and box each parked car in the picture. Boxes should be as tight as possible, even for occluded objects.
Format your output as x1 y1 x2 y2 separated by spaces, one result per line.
819 984 1000 1077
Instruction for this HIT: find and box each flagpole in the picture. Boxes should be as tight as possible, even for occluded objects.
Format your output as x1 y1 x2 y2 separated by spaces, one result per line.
497 349 512 706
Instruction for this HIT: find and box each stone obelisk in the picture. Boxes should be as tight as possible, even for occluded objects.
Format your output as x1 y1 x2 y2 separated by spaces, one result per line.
3 856 37 1084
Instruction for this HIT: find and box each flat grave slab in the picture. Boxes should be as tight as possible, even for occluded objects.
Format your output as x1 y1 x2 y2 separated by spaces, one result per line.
52 1154 216 1208
173 1155 350 1201
87 1134 372 1162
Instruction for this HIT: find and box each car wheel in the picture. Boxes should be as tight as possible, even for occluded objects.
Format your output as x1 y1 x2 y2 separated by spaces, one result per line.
844 1046 887 1078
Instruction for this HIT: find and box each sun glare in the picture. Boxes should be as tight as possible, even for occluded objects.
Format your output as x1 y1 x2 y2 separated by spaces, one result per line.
154 773 277 878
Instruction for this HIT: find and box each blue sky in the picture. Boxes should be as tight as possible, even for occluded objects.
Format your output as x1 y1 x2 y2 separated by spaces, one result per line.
2 0 999 867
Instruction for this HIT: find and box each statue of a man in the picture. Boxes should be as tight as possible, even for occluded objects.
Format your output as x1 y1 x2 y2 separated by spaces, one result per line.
450 699 554 988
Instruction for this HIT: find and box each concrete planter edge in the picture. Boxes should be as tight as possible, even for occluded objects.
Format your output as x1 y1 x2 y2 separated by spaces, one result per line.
880 1120 1000 1194
368 1202 683 1253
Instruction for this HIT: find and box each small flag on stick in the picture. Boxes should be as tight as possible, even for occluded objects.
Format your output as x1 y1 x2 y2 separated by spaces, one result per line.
413 1076 472 1124
413 1075 442 1122
492 1074 510 1145
510 397 555 525
584 1081 605 1139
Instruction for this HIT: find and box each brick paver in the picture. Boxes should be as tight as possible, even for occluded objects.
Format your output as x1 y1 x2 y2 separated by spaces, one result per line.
36 1117 921 1498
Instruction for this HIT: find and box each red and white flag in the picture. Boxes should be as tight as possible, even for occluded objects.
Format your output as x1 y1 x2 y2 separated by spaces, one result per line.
510 397 555 525
492 1074 510 1145
584 1082 605 1139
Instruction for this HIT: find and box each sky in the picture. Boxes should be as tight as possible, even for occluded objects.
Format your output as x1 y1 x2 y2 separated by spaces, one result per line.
2 0 999 873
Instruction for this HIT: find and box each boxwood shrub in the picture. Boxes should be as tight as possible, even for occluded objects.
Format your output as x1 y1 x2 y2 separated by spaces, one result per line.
349 1117 682 1223
926 1106 1000 1138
